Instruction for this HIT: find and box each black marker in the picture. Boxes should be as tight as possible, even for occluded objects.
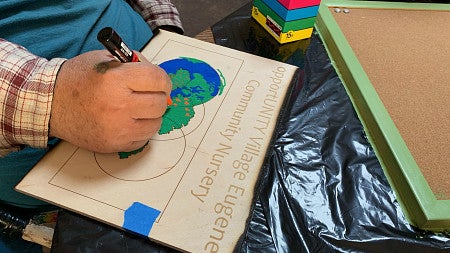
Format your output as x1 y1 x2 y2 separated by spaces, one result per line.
96 27 172 105
97 27 140 62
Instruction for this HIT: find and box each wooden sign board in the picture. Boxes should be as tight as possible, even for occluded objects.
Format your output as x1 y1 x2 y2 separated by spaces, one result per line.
16 30 299 252
316 0 450 231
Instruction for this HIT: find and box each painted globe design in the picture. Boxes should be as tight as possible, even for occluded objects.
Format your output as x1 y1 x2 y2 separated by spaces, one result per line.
158 57 225 135
117 57 225 159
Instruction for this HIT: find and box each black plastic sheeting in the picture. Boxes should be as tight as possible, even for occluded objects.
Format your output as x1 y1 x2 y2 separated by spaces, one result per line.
51 3 449 252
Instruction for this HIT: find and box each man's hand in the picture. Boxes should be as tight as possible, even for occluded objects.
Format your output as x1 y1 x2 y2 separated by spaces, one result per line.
49 50 171 153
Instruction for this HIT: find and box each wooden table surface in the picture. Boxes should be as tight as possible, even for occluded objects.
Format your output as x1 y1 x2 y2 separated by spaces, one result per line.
194 28 215 43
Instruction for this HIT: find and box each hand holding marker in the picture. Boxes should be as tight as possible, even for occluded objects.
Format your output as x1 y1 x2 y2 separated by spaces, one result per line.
97 27 172 105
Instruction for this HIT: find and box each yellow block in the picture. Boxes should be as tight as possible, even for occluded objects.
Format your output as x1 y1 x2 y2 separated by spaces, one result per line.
252 6 313 44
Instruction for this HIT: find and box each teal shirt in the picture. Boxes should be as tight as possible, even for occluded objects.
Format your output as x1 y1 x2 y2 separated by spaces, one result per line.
0 0 153 208
0 0 152 58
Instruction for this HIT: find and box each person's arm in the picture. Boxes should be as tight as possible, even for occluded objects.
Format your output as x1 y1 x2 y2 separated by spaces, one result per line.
128 0 184 34
0 38 66 157
49 50 172 154
1 38 172 157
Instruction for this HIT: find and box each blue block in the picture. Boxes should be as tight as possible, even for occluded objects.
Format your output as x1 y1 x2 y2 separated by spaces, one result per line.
261 0 320 21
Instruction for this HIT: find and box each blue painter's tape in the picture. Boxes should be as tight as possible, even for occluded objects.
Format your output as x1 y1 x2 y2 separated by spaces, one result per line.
123 202 161 236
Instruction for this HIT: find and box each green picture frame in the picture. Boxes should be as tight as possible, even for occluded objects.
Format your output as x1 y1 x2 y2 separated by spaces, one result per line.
315 0 450 231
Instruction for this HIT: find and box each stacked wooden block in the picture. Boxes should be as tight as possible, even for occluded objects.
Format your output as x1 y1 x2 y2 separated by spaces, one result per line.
252 0 321 43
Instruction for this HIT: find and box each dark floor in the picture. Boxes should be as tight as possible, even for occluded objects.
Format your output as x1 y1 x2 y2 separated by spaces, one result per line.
171 0 252 37
171 0 450 37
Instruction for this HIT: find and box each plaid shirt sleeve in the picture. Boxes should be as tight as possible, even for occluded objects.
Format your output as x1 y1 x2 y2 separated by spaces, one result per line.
129 0 184 34
0 38 66 157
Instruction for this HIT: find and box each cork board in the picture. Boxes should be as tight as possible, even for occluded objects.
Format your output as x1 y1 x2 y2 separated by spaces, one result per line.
330 7 450 200
16 30 298 252
315 0 450 231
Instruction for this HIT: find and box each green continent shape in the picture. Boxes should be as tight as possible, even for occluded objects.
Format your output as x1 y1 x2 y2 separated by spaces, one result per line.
170 69 215 105
159 68 215 134
181 56 204 64
118 141 149 159
159 98 195 135
170 68 190 89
